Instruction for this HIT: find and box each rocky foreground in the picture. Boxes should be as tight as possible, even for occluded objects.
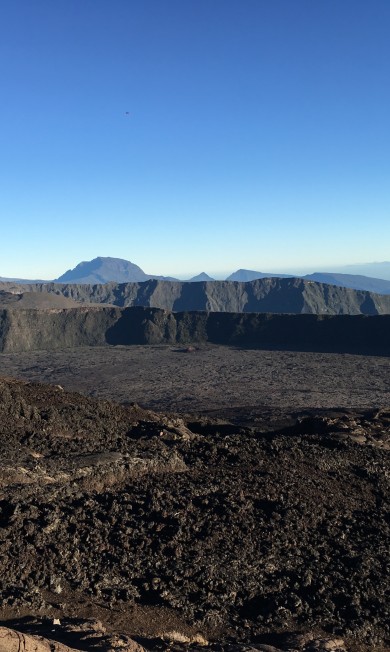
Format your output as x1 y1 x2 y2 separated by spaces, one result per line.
0 378 388 651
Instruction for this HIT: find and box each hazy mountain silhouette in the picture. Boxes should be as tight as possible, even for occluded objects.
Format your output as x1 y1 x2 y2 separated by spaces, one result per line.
0 276 47 284
304 273 390 295
4 257 390 294
226 269 390 294
340 261 390 280
55 256 178 284
188 272 215 282
226 269 293 282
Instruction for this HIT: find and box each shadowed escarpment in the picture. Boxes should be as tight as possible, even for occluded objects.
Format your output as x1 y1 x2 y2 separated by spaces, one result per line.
1 306 390 354
2 277 390 314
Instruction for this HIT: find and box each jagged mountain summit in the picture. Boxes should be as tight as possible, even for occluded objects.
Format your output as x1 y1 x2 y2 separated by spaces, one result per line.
55 256 178 284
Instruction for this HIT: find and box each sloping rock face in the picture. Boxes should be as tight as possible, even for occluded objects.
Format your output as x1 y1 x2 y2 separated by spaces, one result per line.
1 278 390 314
0 378 388 649
1 306 390 354
0 291 80 309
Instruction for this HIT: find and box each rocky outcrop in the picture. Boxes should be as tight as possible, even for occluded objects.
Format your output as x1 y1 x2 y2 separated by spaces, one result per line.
0 620 146 651
1 306 390 354
0 624 350 651
0 626 77 652
2 278 390 314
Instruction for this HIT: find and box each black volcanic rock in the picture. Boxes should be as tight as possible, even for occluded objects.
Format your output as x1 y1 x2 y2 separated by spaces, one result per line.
0 378 388 646
1 305 390 354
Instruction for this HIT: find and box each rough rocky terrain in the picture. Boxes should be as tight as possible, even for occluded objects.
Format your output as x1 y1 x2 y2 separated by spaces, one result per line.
2 277 390 314
0 377 388 651
2 344 390 414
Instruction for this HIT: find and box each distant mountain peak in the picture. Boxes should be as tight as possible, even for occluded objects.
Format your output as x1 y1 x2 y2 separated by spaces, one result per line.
54 256 181 284
188 272 215 282
226 269 292 282
56 257 149 284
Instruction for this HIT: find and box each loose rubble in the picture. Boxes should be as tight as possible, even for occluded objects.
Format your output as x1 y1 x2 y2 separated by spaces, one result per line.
0 378 388 651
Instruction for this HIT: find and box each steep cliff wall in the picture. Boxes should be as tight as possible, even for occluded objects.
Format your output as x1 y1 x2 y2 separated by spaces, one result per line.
1 306 390 354
0 307 121 352
1 278 390 314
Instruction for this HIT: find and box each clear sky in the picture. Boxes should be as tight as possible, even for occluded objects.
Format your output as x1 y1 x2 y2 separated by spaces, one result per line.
1 0 389 279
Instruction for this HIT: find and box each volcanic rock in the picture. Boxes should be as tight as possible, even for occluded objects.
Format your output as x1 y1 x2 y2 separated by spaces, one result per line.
0 378 388 650
2 305 390 354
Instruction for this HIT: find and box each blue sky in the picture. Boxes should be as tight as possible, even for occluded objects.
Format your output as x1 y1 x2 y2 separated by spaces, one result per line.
1 0 389 279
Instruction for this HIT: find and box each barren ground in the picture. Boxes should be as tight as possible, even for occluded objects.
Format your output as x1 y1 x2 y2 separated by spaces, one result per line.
1 345 390 415
0 345 389 652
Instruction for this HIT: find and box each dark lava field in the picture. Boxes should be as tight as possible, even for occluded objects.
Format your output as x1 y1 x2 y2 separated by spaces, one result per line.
2 344 390 414
0 346 389 652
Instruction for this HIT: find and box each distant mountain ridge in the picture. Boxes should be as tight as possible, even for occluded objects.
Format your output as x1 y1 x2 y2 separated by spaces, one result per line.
0 276 48 284
226 269 293 282
2 277 390 315
342 261 390 280
3 256 390 295
303 272 390 295
229 270 390 295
